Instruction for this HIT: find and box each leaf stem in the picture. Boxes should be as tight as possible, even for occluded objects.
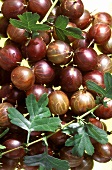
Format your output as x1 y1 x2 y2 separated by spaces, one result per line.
0 146 24 157
27 105 100 147
61 119 76 129
26 135 45 147
27 128 63 147
79 104 101 119
40 0 59 24
27 119 76 147
27 131 31 144
1 104 101 156
0 128 9 139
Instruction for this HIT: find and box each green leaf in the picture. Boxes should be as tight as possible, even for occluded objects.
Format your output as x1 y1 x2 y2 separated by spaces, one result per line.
31 117 61 132
104 72 112 99
18 12 40 24
30 24 50 31
102 101 108 107
65 136 75 146
105 93 112 99
55 15 69 29
64 27 84 39
0 145 6 150
26 93 51 121
39 166 45 170
10 12 39 32
47 17 55 24
62 122 82 135
54 15 83 42
24 152 70 170
36 93 48 108
0 128 9 139
86 123 108 144
8 94 61 143
55 28 69 42
104 72 112 91
10 12 50 33
8 107 31 131
72 133 94 157
95 96 103 104
86 80 106 96
32 32 39 39
65 132 94 157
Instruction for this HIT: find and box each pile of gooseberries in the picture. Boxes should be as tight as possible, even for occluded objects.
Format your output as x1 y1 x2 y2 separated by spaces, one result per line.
0 0 112 170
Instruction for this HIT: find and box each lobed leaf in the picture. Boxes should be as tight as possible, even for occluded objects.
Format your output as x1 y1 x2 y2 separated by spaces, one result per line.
62 122 82 135
10 12 50 33
24 152 70 170
72 133 94 157
65 136 75 146
64 27 84 39
39 166 45 170
0 145 6 150
104 72 112 99
104 72 112 91
55 28 69 42
31 117 61 132
86 80 106 96
0 128 9 139
26 93 51 121
54 15 84 42
86 123 108 144
8 107 31 131
36 93 48 108
18 12 40 24
65 132 94 157
8 94 60 143
105 93 112 99
26 94 39 120
30 24 50 31
55 15 69 29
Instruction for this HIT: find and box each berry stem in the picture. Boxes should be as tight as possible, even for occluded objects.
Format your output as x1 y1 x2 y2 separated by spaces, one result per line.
26 128 61 147
40 0 59 24
0 146 24 157
27 104 100 147
0 128 9 139
27 131 31 144
0 104 101 156
79 104 101 119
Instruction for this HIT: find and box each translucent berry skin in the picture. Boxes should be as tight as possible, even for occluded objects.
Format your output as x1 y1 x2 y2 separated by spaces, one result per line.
48 90 69 115
0 102 13 127
60 146 84 168
83 70 105 91
73 47 98 72
28 0 52 19
87 23 111 45
3 139 25 159
70 90 95 115
47 40 73 65
21 38 47 62
1 0 27 19
94 98 112 119
60 66 82 93
0 44 22 71
60 0 84 21
33 60 55 85
0 16 9 38
26 84 49 101
7 24 27 45
11 66 35 91
74 10 92 30
93 12 112 26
